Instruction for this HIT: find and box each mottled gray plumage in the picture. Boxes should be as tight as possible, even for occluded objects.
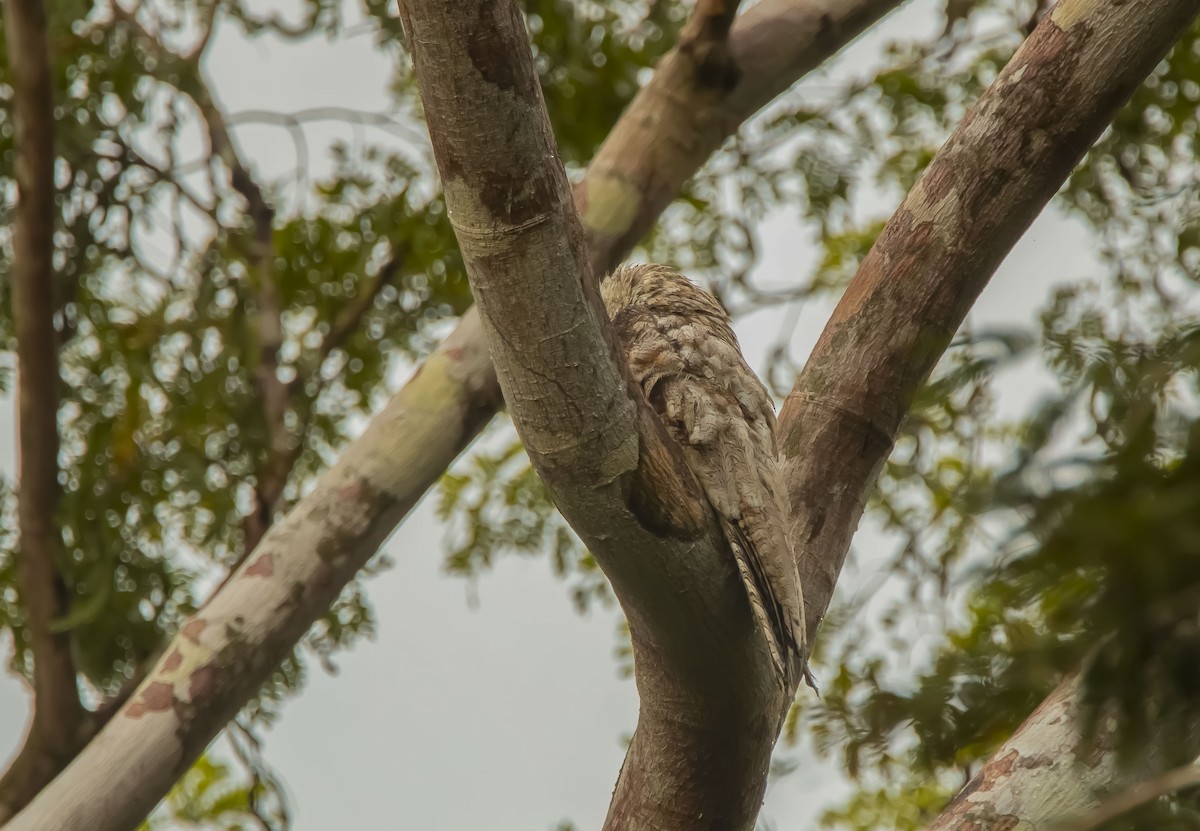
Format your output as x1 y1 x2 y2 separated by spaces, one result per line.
601 263 806 686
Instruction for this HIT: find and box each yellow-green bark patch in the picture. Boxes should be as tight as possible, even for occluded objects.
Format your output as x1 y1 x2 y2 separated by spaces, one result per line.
1051 0 1104 30
581 174 642 236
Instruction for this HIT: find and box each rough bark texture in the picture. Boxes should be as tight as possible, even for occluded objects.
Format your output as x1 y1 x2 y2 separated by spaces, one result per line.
785 2 1200 824
8 0 1196 828
384 1 1200 831
778 0 1200 641
0 0 85 819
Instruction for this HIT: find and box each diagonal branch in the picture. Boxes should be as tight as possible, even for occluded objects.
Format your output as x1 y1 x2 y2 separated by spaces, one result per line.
601 0 1196 824
1050 761 1200 831
0 0 86 818
777 0 1200 643
0 4 904 829
761 0 1199 828
579 0 901 277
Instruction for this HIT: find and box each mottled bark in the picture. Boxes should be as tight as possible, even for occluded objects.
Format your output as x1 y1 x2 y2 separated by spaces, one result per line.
924 678 1143 831
372 1 1200 831
779 0 1200 827
779 0 1200 643
2 316 502 831
579 0 900 276
0 0 85 820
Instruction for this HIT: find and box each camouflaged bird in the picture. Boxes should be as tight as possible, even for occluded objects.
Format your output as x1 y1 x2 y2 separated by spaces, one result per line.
601 263 806 687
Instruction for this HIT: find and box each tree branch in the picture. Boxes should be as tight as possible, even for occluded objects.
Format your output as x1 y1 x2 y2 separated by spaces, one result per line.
1050 762 1200 831
777 0 1200 644
401 4 797 830
676 0 744 92
0 4 903 829
579 0 901 276
600 0 1197 825
0 0 85 819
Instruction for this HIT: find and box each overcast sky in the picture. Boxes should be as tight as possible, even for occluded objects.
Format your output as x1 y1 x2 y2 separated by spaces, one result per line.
0 1 1107 828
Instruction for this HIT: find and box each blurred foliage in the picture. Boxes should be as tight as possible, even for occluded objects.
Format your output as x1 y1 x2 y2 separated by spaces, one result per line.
4 0 1200 828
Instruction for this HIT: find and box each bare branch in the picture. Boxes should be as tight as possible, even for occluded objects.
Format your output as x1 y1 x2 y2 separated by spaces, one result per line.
777 0 1200 644
226 106 428 143
677 0 744 91
579 0 902 276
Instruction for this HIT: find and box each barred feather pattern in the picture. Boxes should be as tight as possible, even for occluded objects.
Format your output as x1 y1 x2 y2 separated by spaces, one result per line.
602 263 806 686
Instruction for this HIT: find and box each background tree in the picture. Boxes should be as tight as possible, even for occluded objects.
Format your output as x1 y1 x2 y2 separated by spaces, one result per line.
2 0 1200 829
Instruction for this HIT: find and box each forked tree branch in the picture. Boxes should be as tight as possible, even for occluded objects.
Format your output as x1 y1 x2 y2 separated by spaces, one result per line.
373 0 1200 829
0 0 86 819
0 3 902 829
676 0 744 91
399 5 795 830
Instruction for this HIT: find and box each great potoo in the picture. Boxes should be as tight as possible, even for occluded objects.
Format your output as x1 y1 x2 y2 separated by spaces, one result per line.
601 263 806 686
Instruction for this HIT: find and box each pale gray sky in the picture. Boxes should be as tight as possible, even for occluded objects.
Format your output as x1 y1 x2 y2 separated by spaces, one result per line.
0 1 1106 828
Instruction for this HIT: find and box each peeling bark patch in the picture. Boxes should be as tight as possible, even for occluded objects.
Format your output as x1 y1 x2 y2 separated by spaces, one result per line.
446 347 465 362
579 174 642 237
181 619 207 643
339 480 366 503
989 748 1020 779
128 682 174 717
161 649 183 672
188 664 218 702
245 553 274 578
1051 0 1102 30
